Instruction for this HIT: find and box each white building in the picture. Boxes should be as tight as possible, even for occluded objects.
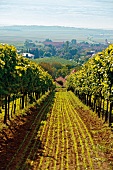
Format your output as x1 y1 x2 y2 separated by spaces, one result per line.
22 53 34 59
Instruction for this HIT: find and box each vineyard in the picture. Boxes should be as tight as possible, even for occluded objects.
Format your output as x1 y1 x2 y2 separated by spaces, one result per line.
0 91 113 169
0 44 54 125
66 44 113 126
0 44 113 169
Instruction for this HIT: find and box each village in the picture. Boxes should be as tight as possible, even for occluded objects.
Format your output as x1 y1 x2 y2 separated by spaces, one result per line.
18 38 109 61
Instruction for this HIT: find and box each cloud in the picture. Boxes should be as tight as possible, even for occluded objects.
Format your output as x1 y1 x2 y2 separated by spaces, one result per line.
0 0 113 29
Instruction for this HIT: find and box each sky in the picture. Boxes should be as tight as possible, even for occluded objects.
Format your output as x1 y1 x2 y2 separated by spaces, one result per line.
0 0 113 29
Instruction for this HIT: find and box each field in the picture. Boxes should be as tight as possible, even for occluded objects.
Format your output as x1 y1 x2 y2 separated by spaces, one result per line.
0 26 113 44
0 91 113 170
34 57 77 66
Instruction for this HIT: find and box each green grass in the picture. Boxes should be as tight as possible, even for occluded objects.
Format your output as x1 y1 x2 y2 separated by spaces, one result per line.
35 56 77 66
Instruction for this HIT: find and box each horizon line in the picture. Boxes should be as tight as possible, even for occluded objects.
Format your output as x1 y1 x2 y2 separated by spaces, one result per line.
0 24 113 31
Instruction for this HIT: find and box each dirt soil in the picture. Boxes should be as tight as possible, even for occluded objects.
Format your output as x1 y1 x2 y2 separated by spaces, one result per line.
0 91 113 170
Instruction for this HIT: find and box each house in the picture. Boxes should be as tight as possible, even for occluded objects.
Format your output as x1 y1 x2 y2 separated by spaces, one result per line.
87 51 95 56
43 41 64 48
22 53 34 59
55 76 66 87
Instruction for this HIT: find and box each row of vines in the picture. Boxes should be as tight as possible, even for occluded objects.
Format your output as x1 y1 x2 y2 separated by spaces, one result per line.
66 44 113 126
0 44 54 124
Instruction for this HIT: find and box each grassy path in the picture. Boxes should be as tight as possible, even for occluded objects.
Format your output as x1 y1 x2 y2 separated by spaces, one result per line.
23 91 111 170
0 91 112 169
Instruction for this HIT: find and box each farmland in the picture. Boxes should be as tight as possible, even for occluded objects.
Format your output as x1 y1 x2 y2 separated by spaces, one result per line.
0 91 113 170
0 26 113 44
34 57 77 66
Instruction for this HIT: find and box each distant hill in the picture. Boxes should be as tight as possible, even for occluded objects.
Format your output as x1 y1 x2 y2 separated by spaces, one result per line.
0 25 113 44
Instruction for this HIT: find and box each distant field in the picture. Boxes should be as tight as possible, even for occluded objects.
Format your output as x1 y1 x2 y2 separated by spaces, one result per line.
34 57 77 66
0 26 113 45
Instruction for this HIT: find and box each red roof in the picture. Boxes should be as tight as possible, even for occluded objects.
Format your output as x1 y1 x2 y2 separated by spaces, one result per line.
55 77 66 83
43 41 64 47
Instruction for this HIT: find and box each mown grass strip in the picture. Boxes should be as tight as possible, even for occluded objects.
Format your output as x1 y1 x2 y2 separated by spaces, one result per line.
65 93 94 169
67 106 93 169
59 92 94 169
61 97 80 169
65 101 87 168
36 98 57 169
62 100 69 170
53 93 61 170
67 91 102 169
60 96 65 170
